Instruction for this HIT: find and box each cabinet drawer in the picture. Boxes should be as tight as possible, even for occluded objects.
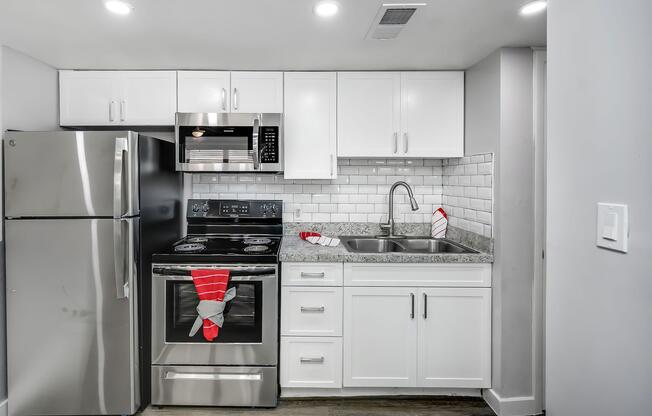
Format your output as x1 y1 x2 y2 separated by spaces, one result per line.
282 262 343 286
281 337 342 388
282 287 343 336
344 263 491 287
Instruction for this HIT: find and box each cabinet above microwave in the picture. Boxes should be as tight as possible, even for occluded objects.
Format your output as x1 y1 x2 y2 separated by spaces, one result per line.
175 112 283 173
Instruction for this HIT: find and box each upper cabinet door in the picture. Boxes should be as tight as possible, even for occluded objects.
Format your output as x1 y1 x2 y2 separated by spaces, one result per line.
59 71 120 126
177 71 230 113
417 288 491 388
400 71 464 158
119 71 177 125
283 72 337 179
230 71 283 113
337 72 401 157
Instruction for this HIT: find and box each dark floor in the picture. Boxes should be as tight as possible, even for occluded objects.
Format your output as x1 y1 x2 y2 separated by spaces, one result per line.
141 397 496 416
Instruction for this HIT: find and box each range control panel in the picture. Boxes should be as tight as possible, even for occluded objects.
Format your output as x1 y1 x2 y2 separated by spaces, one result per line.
188 199 282 219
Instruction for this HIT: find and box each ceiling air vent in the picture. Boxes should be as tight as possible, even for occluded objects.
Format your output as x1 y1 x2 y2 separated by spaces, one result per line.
366 3 426 40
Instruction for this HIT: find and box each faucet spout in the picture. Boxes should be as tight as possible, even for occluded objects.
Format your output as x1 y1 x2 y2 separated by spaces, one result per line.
379 181 420 238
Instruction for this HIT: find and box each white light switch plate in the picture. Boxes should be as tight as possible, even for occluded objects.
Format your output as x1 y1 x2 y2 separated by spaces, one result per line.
596 203 628 252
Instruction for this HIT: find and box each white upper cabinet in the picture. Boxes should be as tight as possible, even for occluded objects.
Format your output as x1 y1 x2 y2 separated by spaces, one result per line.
400 71 464 158
230 71 283 113
283 72 337 179
337 72 401 158
60 71 120 126
120 71 177 125
337 71 464 158
59 70 177 126
417 288 491 388
177 71 231 113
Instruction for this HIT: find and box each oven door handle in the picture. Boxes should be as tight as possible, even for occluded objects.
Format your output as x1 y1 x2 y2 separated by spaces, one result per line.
152 267 276 277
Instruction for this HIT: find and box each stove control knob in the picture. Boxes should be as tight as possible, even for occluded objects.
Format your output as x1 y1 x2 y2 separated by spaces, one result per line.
202 203 209 212
192 204 200 213
271 204 278 215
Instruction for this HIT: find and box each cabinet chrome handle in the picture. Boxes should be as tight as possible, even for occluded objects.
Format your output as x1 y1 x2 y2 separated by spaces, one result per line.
300 306 325 313
330 154 334 177
109 100 116 122
410 292 415 319
120 100 127 122
300 272 325 278
300 357 325 364
393 132 398 154
221 88 227 111
423 293 428 319
233 87 238 110
403 132 408 154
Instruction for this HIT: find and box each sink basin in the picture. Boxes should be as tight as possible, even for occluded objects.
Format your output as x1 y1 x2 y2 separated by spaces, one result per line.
343 238 406 253
399 238 477 254
340 236 478 254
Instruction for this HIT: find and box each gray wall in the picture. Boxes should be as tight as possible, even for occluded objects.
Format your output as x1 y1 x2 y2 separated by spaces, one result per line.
546 1 652 415
465 48 538 411
0 45 59 406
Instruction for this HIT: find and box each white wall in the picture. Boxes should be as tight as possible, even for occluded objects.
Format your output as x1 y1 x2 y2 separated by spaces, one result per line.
466 48 540 415
0 45 59 408
546 1 652 415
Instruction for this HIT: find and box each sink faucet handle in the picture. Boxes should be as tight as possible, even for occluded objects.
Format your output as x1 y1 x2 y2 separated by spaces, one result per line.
379 222 391 235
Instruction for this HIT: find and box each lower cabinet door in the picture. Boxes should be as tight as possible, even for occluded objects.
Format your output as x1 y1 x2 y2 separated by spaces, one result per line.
343 287 418 387
417 288 491 388
281 337 342 388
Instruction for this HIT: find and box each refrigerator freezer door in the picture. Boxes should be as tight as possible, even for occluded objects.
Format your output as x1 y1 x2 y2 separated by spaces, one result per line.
4 131 139 218
5 218 140 416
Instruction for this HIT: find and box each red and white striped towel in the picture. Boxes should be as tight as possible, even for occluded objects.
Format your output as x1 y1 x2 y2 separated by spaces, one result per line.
299 231 340 247
431 207 448 238
191 269 230 341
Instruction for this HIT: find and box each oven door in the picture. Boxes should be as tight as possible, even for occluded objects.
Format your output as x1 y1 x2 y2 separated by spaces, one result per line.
152 264 278 366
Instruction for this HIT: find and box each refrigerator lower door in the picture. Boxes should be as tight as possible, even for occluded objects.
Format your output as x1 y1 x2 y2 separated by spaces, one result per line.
5 218 140 416
4 131 139 218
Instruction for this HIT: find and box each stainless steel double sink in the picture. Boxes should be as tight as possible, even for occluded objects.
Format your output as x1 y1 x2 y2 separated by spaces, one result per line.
340 236 478 254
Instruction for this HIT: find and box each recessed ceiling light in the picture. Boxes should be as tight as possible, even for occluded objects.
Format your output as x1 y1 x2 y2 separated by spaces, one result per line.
314 0 339 18
520 0 547 16
104 0 134 15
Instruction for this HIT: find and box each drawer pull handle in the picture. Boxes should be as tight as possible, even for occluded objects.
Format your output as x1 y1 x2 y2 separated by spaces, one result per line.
165 371 262 381
300 272 325 278
300 357 325 364
300 306 325 313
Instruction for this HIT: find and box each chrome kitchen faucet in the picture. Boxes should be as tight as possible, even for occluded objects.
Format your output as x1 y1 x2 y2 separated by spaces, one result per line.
378 181 420 238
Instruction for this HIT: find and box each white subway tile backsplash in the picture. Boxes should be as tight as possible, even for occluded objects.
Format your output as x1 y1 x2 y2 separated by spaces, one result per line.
190 156 493 238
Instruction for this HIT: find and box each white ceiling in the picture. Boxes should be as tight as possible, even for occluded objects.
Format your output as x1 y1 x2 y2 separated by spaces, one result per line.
0 0 546 70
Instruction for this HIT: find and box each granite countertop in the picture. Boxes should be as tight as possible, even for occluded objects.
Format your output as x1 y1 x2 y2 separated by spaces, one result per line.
279 236 494 264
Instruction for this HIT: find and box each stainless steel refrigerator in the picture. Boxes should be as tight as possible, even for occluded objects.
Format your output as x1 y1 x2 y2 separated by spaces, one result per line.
3 131 181 416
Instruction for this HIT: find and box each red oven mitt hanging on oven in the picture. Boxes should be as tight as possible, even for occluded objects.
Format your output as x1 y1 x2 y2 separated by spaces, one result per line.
189 269 236 341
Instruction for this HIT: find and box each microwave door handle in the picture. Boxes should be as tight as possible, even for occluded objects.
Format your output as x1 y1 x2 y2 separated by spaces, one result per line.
113 137 129 218
252 117 260 170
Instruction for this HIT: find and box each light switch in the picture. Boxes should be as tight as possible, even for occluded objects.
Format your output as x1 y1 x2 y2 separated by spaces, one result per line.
596 203 628 252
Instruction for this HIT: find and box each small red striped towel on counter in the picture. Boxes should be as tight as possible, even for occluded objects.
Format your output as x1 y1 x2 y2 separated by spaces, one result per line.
431 207 448 238
299 231 340 247
190 269 231 341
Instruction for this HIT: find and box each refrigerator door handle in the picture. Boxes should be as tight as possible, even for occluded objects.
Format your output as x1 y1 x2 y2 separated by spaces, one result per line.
113 219 133 299
113 137 129 218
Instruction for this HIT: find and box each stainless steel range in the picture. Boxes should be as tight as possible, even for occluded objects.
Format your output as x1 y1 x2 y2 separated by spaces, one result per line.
151 199 282 407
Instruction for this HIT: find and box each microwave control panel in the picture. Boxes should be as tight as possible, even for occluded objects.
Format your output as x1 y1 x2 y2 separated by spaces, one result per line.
259 126 279 164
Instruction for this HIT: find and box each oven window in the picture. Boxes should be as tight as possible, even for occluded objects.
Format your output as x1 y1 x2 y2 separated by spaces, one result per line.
165 280 263 343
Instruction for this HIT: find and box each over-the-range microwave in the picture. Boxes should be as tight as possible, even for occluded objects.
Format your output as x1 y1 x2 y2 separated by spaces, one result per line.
175 112 283 173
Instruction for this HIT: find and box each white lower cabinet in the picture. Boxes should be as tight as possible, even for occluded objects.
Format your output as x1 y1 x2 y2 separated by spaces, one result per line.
281 262 491 394
342 287 418 387
417 288 491 388
281 337 342 388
